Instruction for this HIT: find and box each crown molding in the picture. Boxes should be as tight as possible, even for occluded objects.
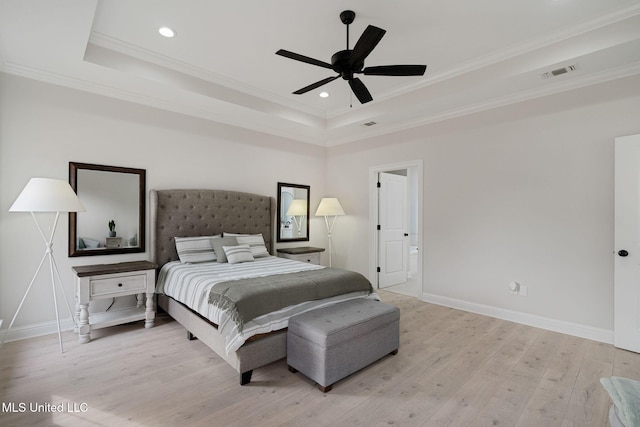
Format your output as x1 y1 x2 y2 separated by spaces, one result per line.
326 61 640 146
0 62 328 146
327 3 640 119
88 32 327 119
4 58 638 148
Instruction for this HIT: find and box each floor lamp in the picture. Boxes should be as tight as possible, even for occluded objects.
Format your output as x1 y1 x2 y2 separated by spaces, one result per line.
3 178 85 353
315 198 345 267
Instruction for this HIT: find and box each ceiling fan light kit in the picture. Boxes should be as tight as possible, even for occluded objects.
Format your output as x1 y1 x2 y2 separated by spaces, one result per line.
276 10 427 104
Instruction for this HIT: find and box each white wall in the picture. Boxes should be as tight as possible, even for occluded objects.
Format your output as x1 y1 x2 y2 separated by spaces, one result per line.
0 73 327 339
326 77 640 336
3 70 640 344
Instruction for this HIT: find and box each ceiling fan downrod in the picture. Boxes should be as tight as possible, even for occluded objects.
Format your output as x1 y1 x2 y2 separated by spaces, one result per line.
340 10 356 50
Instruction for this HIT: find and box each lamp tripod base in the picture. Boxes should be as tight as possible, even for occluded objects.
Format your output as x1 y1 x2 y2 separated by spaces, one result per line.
0 212 76 353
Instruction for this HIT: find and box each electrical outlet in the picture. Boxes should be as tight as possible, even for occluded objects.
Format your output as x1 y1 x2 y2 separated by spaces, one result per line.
518 285 528 297
508 281 519 295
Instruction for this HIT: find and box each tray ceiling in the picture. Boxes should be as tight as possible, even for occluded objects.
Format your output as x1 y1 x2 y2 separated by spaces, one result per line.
1 0 640 145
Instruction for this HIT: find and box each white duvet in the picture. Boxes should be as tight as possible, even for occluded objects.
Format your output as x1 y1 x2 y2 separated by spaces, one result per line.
156 256 377 353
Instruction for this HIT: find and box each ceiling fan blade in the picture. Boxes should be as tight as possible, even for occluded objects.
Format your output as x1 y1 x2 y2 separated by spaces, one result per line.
349 77 373 104
362 64 427 76
349 25 386 68
276 49 333 69
292 75 340 95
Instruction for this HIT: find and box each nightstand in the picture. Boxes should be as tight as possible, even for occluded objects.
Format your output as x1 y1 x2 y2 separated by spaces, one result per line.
277 247 325 265
72 260 157 343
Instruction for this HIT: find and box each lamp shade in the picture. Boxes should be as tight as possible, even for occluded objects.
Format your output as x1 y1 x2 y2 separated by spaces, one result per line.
315 198 345 216
9 178 86 212
286 199 307 216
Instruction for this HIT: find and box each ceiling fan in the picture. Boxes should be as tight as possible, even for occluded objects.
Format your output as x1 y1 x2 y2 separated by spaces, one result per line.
276 10 427 104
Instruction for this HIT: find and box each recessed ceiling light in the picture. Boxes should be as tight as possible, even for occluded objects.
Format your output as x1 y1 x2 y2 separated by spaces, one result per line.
319 92 329 98
158 27 175 38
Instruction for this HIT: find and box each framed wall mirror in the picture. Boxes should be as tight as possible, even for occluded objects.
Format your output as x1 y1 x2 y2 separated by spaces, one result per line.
277 182 310 242
69 162 146 257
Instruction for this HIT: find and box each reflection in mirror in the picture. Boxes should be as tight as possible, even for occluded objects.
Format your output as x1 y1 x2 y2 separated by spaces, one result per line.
277 182 310 242
69 162 146 257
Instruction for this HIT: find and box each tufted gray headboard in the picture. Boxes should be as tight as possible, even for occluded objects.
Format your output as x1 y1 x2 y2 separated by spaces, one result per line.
150 189 275 267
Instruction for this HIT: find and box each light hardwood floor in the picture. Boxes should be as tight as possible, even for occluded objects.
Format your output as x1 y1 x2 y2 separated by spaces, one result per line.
1 291 637 426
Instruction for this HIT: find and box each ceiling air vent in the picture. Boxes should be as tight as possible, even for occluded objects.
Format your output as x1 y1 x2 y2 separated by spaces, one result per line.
542 65 577 79
362 121 377 127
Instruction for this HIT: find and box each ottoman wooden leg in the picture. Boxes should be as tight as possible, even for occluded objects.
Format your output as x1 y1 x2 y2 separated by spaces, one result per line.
240 370 253 385
318 384 333 393
288 365 298 373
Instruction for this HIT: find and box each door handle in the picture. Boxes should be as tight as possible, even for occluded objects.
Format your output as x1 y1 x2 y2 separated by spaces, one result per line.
618 250 629 257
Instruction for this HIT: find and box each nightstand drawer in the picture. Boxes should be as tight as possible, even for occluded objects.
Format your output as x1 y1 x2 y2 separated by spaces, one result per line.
90 274 147 298
277 248 324 265
287 252 321 264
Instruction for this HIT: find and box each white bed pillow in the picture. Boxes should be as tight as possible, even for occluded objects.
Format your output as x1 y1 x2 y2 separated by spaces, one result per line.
223 233 269 258
223 244 255 264
175 235 219 263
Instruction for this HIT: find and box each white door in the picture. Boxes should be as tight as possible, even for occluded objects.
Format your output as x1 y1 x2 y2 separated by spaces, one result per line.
614 134 640 353
378 172 408 288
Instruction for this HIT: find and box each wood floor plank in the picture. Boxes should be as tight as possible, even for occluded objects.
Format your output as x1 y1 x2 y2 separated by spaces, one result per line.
1 291 637 427
613 347 640 379
429 323 540 427
468 329 566 427
515 335 586 426
561 340 614 427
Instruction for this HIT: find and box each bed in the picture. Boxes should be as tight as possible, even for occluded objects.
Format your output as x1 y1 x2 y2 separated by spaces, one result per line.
150 189 376 385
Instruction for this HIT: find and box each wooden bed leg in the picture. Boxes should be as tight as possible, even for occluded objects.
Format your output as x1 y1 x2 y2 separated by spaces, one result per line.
187 331 197 341
240 370 253 385
318 384 332 393
390 349 398 355
288 365 298 373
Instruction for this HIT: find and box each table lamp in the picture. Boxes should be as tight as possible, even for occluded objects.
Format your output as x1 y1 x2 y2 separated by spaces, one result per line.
315 198 345 267
286 199 308 236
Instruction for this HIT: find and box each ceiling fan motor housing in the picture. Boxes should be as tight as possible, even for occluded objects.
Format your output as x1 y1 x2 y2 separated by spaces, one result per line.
331 50 364 79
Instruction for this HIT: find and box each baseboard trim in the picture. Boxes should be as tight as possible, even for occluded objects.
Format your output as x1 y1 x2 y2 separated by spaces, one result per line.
422 292 613 344
1 295 614 346
0 318 76 344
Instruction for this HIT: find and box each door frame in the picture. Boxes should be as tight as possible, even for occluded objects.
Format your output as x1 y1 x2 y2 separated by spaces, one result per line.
369 160 423 299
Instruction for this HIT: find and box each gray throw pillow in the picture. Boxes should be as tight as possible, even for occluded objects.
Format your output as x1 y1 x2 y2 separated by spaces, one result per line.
211 236 238 263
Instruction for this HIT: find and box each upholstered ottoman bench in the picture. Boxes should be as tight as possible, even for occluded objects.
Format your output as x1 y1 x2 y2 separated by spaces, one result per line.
287 298 400 392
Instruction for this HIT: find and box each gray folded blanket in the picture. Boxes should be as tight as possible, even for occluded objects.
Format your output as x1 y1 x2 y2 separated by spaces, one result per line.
208 268 373 331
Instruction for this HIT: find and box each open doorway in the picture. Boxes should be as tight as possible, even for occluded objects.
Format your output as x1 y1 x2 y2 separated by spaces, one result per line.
369 160 423 299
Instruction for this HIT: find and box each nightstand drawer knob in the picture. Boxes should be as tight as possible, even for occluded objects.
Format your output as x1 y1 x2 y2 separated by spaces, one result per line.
118 283 123 287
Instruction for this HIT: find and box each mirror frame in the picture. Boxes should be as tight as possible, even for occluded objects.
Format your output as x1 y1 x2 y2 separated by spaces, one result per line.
68 162 146 257
277 182 310 243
